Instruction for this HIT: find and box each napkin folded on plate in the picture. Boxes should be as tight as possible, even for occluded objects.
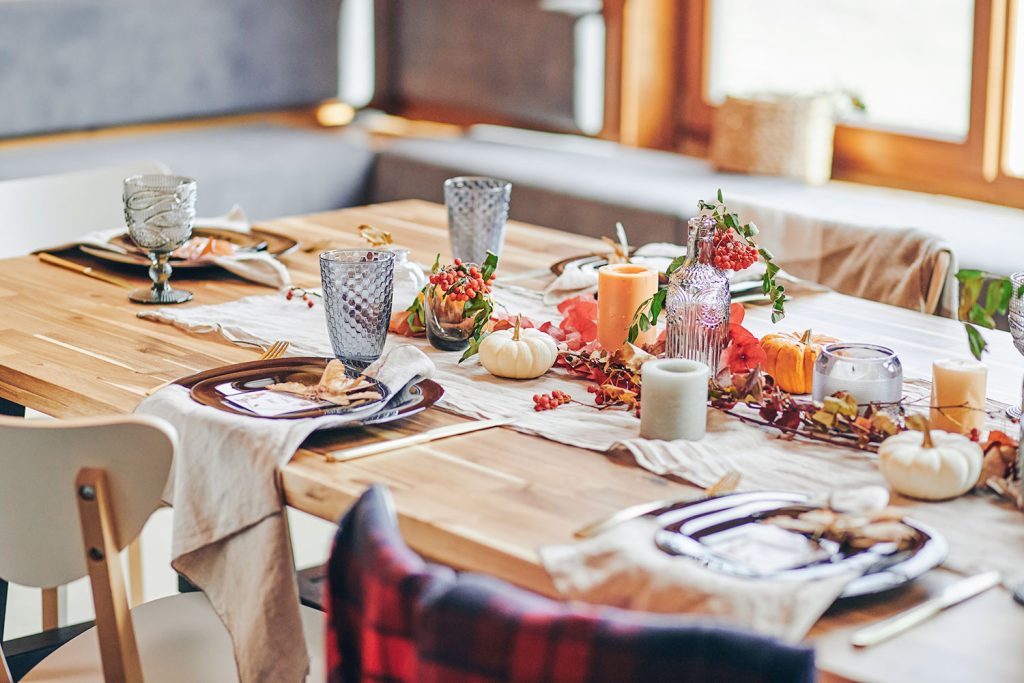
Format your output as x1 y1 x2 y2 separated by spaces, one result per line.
134 345 434 683
543 243 811 304
540 516 866 643
41 205 291 288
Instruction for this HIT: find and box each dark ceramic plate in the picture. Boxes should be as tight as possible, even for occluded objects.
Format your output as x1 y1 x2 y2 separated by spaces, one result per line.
652 491 947 599
80 226 297 269
176 356 443 425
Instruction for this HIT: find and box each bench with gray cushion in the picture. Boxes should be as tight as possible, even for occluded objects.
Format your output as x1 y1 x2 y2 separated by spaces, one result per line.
0 0 375 219
372 125 1024 278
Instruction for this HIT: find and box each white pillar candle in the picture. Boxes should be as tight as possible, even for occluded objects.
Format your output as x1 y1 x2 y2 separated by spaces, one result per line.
640 358 709 441
930 358 987 434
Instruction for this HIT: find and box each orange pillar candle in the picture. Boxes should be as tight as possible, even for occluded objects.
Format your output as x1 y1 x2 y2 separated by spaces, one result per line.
930 358 987 434
597 263 659 351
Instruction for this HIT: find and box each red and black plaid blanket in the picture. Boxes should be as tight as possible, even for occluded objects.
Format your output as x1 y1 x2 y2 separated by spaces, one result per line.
327 486 814 683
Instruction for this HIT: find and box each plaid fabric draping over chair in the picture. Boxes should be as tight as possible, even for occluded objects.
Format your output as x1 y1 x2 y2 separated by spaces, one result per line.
327 486 816 683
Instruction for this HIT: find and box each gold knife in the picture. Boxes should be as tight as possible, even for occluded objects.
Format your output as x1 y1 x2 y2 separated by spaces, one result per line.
37 253 133 289
326 417 514 463
850 571 1000 648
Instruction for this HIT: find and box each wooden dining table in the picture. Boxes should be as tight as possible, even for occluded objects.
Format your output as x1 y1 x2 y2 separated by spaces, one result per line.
1 199 1022 683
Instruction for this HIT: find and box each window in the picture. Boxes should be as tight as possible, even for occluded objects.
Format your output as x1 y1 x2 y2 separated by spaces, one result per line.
605 0 1024 208
1005 0 1024 176
706 0 975 140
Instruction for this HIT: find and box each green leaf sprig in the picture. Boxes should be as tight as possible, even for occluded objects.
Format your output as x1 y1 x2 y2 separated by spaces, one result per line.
627 191 786 343
956 269 1024 359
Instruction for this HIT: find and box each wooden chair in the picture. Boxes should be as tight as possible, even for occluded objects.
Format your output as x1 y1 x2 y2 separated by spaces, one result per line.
0 161 170 259
0 160 170 633
0 415 325 682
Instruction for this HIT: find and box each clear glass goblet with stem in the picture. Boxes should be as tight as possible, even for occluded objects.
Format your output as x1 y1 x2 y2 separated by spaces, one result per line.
123 174 197 304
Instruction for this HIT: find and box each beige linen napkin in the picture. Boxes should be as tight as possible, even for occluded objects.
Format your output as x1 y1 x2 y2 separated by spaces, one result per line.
135 345 434 683
540 518 862 642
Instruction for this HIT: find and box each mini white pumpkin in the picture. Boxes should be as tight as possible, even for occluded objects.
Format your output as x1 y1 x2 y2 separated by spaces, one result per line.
877 417 983 501
479 315 558 379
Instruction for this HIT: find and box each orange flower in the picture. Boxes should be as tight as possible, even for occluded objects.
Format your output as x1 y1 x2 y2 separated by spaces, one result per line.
722 336 766 374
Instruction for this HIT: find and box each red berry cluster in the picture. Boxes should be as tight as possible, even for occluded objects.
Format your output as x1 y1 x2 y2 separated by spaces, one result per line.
285 287 317 308
533 391 571 411
712 228 758 271
428 258 496 302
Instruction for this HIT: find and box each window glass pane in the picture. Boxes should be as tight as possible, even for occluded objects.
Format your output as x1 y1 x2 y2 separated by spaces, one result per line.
707 0 975 139
1005 1 1024 176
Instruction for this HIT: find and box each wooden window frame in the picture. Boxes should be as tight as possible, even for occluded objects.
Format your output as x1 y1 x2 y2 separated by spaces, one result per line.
648 0 1024 209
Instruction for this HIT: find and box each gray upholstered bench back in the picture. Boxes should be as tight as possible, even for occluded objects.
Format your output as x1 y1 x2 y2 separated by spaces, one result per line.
0 0 340 138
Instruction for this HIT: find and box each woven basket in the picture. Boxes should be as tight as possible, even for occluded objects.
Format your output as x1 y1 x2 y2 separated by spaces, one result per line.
710 95 835 185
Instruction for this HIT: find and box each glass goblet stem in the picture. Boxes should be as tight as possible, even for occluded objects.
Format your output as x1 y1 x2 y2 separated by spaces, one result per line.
148 251 173 295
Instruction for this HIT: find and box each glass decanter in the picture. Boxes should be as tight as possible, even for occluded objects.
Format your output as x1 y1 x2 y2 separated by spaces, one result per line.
665 214 731 371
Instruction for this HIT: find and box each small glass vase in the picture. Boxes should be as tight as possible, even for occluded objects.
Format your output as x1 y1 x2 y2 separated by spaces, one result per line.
425 285 487 352
665 215 731 371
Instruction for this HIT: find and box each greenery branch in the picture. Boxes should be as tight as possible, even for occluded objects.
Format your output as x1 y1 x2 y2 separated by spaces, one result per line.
627 190 787 343
956 269 1024 359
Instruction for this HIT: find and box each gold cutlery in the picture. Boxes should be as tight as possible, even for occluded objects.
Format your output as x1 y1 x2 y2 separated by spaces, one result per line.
37 252 132 289
260 340 290 360
145 340 290 396
325 417 514 463
573 470 742 539
850 571 1001 647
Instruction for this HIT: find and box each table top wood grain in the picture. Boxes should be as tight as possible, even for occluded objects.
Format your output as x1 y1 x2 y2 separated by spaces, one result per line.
2 200 1022 683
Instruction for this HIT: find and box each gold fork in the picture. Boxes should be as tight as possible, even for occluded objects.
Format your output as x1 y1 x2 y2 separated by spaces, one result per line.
260 340 290 360
573 470 742 539
145 341 290 396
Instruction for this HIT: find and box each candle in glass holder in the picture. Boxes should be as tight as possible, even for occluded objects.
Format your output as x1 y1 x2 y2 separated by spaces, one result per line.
640 358 709 441
930 358 987 434
811 343 903 405
597 263 658 351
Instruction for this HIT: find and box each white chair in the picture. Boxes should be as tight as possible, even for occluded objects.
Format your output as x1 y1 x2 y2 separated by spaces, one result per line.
0 415 325 683
0 160 171 626
0 161 170 259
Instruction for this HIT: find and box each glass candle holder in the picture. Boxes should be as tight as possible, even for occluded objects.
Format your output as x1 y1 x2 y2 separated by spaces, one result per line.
812 343 903 405
444 176 511 264
424 282 486 352
320 249 395 368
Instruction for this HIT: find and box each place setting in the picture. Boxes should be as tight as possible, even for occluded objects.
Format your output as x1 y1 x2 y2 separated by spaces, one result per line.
34 174 297 303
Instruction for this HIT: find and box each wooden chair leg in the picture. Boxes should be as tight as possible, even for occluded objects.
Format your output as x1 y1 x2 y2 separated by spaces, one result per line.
126 538 144 607
41 588 59 631
0 642 14 683
76 468 143 683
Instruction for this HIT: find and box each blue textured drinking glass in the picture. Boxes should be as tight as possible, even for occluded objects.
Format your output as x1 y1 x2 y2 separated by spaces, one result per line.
444 176 512 264
320 249 395 367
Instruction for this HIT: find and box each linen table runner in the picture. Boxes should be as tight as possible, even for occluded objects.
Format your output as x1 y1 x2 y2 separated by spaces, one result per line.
140 286 1024 588
135 346 434 683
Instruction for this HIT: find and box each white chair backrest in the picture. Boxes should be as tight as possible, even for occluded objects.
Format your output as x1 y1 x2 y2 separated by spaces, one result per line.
0 414 176 588
0 160 171 259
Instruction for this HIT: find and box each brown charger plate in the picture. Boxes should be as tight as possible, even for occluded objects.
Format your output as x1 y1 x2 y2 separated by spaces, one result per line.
652 491 947 599
176 356 444 424
80 226 297 269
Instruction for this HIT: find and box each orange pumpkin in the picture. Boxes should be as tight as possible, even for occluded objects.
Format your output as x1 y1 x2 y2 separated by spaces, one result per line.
760 329 838 394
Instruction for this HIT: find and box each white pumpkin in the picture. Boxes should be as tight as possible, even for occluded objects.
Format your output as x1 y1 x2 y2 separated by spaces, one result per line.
479 316 557 379
877 424 983 501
